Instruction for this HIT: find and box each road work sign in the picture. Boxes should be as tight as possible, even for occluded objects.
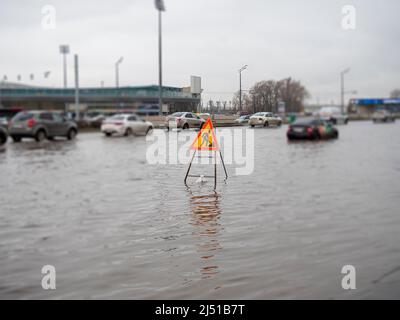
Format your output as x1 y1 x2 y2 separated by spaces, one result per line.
190 118 219 151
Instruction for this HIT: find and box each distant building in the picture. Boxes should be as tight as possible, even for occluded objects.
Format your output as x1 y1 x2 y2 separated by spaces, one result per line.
0 81 201 114
349 98 400 114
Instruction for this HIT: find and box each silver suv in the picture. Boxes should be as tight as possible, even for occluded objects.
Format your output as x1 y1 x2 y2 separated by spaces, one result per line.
9 111 78 142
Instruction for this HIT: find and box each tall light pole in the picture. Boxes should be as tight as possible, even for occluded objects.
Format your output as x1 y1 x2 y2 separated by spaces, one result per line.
239 65 248 112
59 45 70 88
340 68 350 114
155 0 165 115
74 54 80 120
115 57 124 88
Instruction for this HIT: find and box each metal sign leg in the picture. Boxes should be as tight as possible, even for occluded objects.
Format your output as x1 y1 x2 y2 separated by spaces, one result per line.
184 150 197 186
219 150 228 181
214 151 217 190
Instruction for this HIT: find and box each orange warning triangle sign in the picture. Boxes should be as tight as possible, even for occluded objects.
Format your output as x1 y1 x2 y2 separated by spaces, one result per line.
190 118 219 151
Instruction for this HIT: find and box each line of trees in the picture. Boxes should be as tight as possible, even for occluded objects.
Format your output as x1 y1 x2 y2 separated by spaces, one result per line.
233 77 310 114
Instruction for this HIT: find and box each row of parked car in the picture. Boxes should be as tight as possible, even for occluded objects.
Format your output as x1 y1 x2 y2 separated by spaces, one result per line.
0 110 157 145
234 111 340 140
0 107 396 146
235 107 351 127
235 112 283 127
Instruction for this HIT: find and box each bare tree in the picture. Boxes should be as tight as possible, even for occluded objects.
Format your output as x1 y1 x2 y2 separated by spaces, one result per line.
232 78 310 114
278 78 310 113
249 80 281 112
232 91 252 113
390 89 400 98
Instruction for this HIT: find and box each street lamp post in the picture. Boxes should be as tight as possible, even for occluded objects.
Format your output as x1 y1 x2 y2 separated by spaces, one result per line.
155 0 165 116
340 68 350 115
239 65 248 112
115 57 124 88
74 54 80 120
59 45 70 88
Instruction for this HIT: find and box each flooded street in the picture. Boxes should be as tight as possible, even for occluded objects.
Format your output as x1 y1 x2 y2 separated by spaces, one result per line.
1 121 400 299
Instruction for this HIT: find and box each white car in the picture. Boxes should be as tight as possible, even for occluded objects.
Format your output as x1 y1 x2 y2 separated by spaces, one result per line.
249 112 282 127
165 112 205 130
316 106 349 125
101 114 154 137
372 110 396 123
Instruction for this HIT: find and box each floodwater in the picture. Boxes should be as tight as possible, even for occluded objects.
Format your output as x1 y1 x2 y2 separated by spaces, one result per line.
0 121 400 299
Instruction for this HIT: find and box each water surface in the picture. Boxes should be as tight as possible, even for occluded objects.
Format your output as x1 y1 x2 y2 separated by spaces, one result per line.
0 121 399 299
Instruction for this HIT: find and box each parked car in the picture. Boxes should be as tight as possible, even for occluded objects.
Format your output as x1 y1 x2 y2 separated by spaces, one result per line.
101 113 154 137
316 106 348 124
249 112 282 127
0 118 8 145
287 118 339 140
235 115 251 124
372 110 396 123
9 111 78 142
165 112 206 130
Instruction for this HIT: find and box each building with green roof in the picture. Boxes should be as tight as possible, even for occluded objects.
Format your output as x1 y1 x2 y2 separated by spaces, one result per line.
0 82 201 114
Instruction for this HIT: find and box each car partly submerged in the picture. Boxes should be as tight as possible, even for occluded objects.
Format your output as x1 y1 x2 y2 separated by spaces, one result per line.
287 118 339 140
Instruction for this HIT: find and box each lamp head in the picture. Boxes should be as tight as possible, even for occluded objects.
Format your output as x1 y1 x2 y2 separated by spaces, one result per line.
239 65 248 72
59 45 70 54
341 68 351 75
116 57 124 65
155 0 166 11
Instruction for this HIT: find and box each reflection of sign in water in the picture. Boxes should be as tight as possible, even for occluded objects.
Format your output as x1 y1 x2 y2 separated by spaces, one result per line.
191 118 219 151
189 192 222 279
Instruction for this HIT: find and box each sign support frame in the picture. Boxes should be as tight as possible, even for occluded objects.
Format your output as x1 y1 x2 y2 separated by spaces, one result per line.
184 121 228 190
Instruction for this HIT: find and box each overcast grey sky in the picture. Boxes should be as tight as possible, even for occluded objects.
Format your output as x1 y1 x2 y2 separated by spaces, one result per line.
0 0 399 104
